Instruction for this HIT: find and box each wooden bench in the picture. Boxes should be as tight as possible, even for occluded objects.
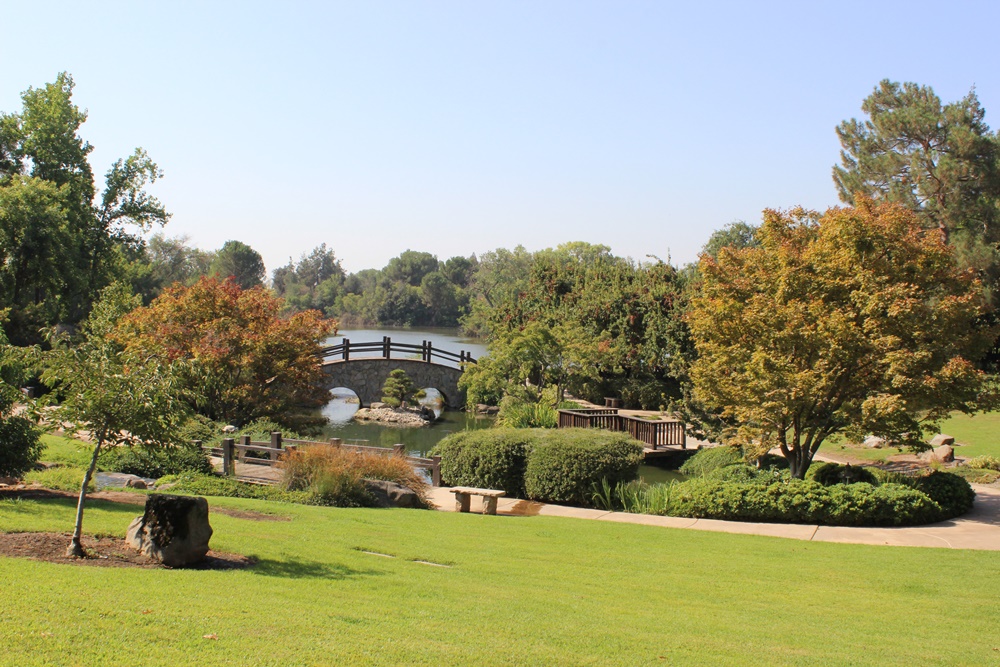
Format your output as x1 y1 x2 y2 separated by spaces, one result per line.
450 487 506 515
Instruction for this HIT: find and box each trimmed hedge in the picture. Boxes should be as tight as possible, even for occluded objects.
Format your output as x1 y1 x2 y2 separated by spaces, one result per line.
669 478 943 526
911 471 975 518
433 428 643 504
433 429 535 496
523 431 643 504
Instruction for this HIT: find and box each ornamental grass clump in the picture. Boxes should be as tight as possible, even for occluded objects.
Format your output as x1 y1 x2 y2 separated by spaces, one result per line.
280 444 428 507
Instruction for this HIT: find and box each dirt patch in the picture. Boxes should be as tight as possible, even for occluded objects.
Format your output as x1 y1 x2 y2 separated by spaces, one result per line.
0 486 290 521
0 532 253 570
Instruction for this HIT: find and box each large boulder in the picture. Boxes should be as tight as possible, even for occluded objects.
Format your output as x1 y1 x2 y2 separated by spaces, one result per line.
920 445 955 464
363 480 422 508
126 494 213 567
930 434 956 448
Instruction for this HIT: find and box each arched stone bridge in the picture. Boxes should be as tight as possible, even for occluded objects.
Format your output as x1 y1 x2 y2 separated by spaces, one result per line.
321 358 465 408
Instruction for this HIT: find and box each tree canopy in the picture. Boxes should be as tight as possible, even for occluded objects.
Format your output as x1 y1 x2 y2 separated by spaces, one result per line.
687 199 992 478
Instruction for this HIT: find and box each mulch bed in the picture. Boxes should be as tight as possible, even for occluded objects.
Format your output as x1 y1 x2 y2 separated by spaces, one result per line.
0 486 276 569
0 532 253 570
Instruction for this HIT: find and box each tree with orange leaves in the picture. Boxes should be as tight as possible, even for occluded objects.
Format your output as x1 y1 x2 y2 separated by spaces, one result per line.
687 199 994 478
115 276 336 428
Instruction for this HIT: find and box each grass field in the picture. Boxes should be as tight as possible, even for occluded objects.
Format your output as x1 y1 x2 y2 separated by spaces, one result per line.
821 410 1000 463
2 493 999 666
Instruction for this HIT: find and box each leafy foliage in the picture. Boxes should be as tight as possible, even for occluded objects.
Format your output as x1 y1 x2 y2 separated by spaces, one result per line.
687 199 992 478
807 462 878 486
0 73 168 344
381 369 415 408
98 441 212 478
0 327 41 477
677 446 743 478
434 429 536 495
523 430 643 505
114 276 335 427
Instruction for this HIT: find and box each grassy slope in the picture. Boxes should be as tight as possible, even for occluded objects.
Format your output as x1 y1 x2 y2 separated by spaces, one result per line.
1 495 999 666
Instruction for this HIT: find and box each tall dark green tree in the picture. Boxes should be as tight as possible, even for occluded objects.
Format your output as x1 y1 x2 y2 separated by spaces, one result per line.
211 240 265 289
833 80 1000 286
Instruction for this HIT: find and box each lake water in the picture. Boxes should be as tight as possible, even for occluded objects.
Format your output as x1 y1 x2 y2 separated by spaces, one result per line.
319 326 680 484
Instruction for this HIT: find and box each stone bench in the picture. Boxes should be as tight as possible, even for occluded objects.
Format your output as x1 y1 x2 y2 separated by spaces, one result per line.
450 487 506 515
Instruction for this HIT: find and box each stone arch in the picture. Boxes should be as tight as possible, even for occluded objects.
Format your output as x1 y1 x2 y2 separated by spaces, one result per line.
321 358 466 409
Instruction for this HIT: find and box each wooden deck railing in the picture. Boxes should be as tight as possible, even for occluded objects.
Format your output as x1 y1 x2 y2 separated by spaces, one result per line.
557 409 686 449
199 432 442 485
319 337 476 367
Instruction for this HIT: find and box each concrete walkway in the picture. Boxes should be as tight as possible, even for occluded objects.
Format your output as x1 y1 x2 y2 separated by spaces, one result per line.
426 485 1000 551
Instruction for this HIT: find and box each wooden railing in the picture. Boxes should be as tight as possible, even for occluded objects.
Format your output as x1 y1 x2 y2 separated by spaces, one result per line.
557 409 686 450
199 432 442 485
319 337 476 367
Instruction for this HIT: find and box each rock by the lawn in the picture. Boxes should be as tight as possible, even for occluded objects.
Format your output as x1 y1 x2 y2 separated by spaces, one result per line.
364 480 422 509
126 494 213 567
476 404 500 415
863 435 886 449
95 472 157 490
920 445 955 463
930 434 956 447
125 478 147 490
222 424 237 433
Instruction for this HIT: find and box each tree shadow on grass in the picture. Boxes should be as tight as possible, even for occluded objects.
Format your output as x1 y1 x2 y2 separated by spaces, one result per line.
250 557 383 581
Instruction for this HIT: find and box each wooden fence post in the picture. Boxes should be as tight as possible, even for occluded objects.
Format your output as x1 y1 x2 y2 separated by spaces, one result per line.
343 338 350 361
222 438 235 476
329 437 342 447
431 455 441 487
238 435 250 461
393 443 406 456
271 432 282 461
383 336 390 358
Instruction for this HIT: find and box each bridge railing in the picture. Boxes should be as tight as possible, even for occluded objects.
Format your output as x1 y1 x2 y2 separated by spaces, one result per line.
319 337 476 367
201 432 442 485
557 409 686 450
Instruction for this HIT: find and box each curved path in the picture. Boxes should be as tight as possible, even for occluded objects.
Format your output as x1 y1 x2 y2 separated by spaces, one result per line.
426 485 1000 551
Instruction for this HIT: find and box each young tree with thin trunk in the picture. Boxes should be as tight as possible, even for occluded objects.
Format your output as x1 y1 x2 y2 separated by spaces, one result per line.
687 199 993 478
42 283 188 557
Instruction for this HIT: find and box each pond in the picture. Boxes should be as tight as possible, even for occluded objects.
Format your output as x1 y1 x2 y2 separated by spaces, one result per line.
318 326 682 485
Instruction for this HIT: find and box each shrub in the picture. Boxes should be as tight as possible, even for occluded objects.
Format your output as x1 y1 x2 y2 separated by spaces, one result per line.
808 462 878 486
592 479 675 514
967 455 1000 471
177 414 221 445
678 446 743 477
433 429 535 495
869 468 913 486
24 466 95 492
911 471 975 519
523 429 643 505
704 464 769 483
668 478 942 526
0 414 42 478
99 442 213 478
381 369 414 406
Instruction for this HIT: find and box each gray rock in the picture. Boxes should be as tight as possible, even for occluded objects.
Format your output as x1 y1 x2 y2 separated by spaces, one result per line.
476 404 500 415
126 494 213 567
125 478 148 490
222 425 237 434
95 472 157 490
919 444 955 463
370 402 387 410
363 480 422 509
930 434 956 447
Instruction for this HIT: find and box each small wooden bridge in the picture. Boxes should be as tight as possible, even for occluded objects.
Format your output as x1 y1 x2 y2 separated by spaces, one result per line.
320 337 477 366
557 408 686 452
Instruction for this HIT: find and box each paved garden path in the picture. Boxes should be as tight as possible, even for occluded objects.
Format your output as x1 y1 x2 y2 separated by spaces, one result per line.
426 484 1000 551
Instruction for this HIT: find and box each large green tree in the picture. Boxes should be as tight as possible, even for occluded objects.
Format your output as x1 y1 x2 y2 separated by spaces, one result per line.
210 240 265 289
687 200 992 478
0 73 168 343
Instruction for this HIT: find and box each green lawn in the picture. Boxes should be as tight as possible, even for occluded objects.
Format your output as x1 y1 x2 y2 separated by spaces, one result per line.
37 434 96 467
821 411 1000 463
1 494 999 666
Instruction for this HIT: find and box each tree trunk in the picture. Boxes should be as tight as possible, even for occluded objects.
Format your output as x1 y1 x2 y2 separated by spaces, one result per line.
66 440 102 558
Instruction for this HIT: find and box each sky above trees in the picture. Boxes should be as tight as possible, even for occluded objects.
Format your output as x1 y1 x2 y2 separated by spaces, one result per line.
2 1 998 274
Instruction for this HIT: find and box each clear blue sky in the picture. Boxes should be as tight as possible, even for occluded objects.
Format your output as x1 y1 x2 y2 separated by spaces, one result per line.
3 1 999 274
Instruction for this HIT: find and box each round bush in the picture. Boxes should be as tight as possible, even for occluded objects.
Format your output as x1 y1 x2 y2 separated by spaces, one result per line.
0 414 42 478
432 428 535 495
523 429 643 505
911 471 975 519
808 462 878 486
678 446 743 478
